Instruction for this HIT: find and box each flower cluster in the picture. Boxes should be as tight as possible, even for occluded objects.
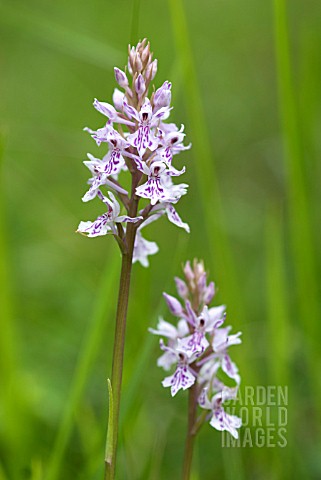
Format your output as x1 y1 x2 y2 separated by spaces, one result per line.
150 260 242 438
77 39 191 266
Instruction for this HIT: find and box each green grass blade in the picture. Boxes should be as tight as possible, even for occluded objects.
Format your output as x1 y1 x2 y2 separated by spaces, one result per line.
265 206 290 385
273 0 320 401
166 0 245 321
265 206 291 479
0 134 16 399
46 256 119 480
265 205 310 480
0 134 26 464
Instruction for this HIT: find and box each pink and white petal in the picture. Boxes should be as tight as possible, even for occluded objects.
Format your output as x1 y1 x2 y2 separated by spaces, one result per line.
147 131 160 151
93 99 117 119
106 191 121 217
213 327 230 352
126 152 146 173
133 232 159 267
208 306 226 327
104 178 128 195
157 350 177 371
221 355 241 385
227 332 242 347
198 358 221 385
77 216 111 237
159 146 173 165
149 316 178 339
151 106 172 123
166 165 186 177
82 175 106 202
210 408 242 439
113 88 125 110
138 211 163 230
132 126 159 157
159 122 179 134
116 215 143 223
162 366 195 397
123 101 140 121
82 186 99 203
185 300 198 327
177 319 190 337
178 333 209 358
139 98 153 119
165 204 190 233
136 178 167 205
127 129 142 154
198 388 213 410
204 306 225 332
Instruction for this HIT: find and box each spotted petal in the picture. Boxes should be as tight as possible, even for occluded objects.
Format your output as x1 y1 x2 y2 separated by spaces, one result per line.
210 408 242 439
165 204 190 233
77 215 111 237
127 126 159 157
162 365 195 397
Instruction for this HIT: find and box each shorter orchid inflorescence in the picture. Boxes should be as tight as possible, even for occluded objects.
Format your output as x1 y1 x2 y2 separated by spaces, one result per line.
77 39 191 266
150 260 242 439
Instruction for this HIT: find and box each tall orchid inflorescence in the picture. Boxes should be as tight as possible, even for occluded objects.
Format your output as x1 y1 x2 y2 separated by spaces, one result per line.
76 40 191 479
77 39 191 266
150 260 242 441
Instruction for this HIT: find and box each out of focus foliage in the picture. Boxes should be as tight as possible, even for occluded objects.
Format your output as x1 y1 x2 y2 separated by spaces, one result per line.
1 0 321 478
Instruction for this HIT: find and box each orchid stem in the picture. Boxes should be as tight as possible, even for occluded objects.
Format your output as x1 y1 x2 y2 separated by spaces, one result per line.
182 383 198 480
104 202 138 480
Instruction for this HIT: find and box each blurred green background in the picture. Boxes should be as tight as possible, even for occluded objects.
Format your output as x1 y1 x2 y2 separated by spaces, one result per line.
1 0 321 478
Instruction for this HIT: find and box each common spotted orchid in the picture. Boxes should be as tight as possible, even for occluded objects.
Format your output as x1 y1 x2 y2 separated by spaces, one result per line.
77 40 193 478
150 260 242 438
77 39 190 265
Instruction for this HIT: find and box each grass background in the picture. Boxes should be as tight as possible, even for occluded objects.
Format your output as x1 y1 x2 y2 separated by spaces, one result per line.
1 0 321 478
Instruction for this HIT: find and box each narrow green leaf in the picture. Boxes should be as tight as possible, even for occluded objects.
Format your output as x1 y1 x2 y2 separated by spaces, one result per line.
265 206 290 385
105 379 114 465
273 0 320 403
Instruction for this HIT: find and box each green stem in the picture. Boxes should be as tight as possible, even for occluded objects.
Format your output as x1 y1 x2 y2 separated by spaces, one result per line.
104 201 138 480
182 383 198 480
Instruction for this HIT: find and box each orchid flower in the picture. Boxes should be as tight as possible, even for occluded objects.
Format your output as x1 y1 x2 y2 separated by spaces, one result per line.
77 191 141 237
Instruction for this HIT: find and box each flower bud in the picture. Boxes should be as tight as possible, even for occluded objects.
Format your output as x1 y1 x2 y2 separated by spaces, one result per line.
127 59 133 76
151 59 157 80
203 281 215 304
134 53 143 73
163 293 184 317
194 259 205 277
154 81 172 110
142 42 150 63
183 261 194 282
175 276 189 299
135 74 146 96
112 88 124 111
114 67 129 88
146 59 158 82
197 272 207 294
